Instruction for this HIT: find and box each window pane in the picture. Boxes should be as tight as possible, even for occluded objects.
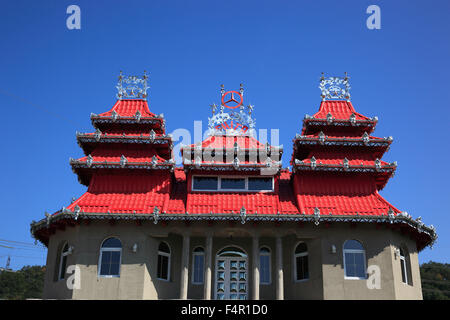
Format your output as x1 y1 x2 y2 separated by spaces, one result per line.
260 255 270 283
193 177 218 190
221 178 245 190
110 263 120 276
100 252 111 276
345 252 365 278
296 255 309 280
158 255 169 280
344 240 363 250
110 251 121 264
248 177 272 191
401 259 407 283
102 238 122 248
60 255 67 279
194 255 204 283
295 243 307 254
158 242 170 253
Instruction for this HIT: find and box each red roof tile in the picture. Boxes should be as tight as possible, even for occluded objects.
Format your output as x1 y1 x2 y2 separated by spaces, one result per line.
98 100 156 118
312 101 370 120
293 174 400 216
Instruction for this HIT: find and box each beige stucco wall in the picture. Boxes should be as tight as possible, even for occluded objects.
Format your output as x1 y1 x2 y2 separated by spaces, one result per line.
41 220 423 300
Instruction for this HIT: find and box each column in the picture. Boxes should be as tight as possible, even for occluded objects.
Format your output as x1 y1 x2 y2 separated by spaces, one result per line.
203 234 213 300
180 234 190 299
252 235 260 300
276 236 284 300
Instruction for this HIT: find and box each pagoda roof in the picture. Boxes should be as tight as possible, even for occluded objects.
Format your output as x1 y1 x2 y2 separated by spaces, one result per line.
90 99 165 129
182 134 281 152
302 101 378 135
76 131 172 156
31 169 436 250
97 99 156 118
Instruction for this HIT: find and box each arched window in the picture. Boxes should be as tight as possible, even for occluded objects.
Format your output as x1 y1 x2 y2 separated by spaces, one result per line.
399 246 412 285
58 243 69 280
294 242 309 281
157 242 171 281
343 240 366 279
192 247 205 284
98 237 122 277
259 247 271 284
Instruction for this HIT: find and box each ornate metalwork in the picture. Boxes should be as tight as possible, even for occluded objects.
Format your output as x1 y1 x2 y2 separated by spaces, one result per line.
116 71 149 100
120 155 128 168
152 206 160 224
208 84 256 136
314 207 320 225
240 206 247 224
319 72 351 101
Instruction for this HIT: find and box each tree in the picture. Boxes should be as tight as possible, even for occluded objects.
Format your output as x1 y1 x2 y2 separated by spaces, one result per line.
0 265 45 300
420 261 450 300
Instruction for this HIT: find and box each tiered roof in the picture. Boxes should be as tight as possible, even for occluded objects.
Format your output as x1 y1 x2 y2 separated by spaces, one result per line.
30 74 436 251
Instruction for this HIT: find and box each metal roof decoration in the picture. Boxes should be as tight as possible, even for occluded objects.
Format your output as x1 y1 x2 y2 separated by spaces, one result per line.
116 70 149 100
319 72 351 101
208 84 256 136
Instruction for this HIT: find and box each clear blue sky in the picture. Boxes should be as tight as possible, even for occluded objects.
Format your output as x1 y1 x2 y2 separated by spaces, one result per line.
0 0 448 270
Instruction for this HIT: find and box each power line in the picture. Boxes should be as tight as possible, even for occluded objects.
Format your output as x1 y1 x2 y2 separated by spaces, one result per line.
0 238 46 248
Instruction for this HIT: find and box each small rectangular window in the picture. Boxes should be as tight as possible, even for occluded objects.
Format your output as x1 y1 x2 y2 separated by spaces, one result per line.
221 178 245 190
248 177 273 191
193 177 218 190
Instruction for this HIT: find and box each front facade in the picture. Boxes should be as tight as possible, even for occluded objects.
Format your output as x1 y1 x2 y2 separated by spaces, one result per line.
31 73 436 300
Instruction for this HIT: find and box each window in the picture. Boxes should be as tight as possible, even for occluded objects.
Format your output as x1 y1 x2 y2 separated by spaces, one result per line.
157 242 171 281
193 177 218 190
192 247 205 284
343 240 366 279
248 177 273 191
58 243 70 280
192 176 273 192
259 247 271 284
99 237 122 277
294 242 309 281
221 178 245 190
399 246 412 285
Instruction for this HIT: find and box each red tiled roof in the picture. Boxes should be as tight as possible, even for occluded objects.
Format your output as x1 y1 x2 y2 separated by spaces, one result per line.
97 99 156 118
186 135 267 150
299 150 389 166
293 174 400 216
67 172 171 214
312 101 370 120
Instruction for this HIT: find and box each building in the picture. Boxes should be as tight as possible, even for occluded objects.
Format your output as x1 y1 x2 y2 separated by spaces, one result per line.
30 72 437 300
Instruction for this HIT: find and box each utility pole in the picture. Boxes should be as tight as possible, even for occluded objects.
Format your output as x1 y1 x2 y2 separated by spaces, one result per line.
6 255 11 270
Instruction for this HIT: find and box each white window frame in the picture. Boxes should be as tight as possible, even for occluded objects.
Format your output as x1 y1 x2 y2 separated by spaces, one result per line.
58 242 69 281
343 240 367 280
259 246 271 285
293 242 309 282
191 247 205 285
399 248 408 285
98 237 122 278
157 241 171 281
192 175 274 192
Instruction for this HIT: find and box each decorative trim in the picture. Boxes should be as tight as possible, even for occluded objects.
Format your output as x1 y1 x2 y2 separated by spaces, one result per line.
30 210 437 249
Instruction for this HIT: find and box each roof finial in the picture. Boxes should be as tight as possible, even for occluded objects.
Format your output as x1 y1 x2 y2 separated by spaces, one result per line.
116 71 150 100
319 72 351 102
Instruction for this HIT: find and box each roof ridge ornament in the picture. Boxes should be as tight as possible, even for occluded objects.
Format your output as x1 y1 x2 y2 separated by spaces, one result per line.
208 84 256 136
319 72 351 102
116 70 149 100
